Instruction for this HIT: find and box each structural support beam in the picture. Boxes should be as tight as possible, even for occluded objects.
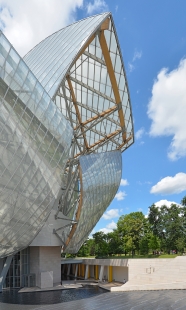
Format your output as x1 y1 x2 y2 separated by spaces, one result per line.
57 91 121 127
69 76 116 104
117 135 133 149
85 265 89 280
100 17 110 30
0 255 13 292
67 77 89 150
72 34 96 66
99 30 126 142
64 165 83 249
80 105 117 127
99 265 104 282
83 51 106 66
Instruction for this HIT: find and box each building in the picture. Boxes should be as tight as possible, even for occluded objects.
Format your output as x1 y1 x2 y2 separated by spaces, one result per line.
0 12 134 290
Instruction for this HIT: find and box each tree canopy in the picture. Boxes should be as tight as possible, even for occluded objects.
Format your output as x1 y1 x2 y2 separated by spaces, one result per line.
74 196 186 257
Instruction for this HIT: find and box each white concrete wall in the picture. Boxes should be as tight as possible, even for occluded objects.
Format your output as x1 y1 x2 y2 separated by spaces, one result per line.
113 266 128 282
30 246 61 287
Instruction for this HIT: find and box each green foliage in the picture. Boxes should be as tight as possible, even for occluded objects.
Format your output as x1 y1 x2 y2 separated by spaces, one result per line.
148 203 186 252
117 212 146 255
74 195 186 257
76 238 95 257
93 232 108 257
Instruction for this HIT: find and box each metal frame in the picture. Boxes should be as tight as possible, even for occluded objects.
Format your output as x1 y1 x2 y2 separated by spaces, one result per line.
52 15 134 249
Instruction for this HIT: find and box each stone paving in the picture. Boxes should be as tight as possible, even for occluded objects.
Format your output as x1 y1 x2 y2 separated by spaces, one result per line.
0 289 186 310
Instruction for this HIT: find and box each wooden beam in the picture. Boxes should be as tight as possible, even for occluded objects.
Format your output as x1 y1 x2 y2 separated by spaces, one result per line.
117 135 133 149
82 106 116 126
72 33 96 65
64 165 83 248
99 30 126 142
100 18 110 30
67 77 89 150
88 129 120 150
74 129 121 158
74 105 117 129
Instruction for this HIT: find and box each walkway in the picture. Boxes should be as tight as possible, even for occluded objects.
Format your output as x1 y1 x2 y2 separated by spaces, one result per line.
0 289 186 309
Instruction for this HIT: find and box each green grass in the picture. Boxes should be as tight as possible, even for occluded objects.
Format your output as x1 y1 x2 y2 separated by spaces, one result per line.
75 254 181 259
104 254 180 259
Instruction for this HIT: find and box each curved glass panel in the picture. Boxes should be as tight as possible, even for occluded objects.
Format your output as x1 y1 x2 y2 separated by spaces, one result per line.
0 32 73 258
64 150 121 253
24 13 109 98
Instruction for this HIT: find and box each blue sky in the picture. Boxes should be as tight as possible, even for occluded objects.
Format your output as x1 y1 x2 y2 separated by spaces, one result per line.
1 0 186 234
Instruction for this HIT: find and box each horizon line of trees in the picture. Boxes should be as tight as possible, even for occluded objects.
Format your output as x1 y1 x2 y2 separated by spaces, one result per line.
74 196 186 258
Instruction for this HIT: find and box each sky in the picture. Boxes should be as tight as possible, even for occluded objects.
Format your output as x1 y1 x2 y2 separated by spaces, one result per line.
0 0 186 235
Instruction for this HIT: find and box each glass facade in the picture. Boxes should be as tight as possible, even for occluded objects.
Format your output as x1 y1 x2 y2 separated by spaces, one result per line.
0 12 134 259
65 150 122 253
0 32 73 258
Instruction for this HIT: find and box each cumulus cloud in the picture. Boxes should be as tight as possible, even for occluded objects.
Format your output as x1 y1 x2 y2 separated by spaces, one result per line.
120 179 129 186
0 0 83 56
136 127 145 140
86 0 108 15
154 199 180 208
102 208 120 220
115 191 127 201
145 199 180 218
148 59 186 160
150 172 186 195
100 221 117 233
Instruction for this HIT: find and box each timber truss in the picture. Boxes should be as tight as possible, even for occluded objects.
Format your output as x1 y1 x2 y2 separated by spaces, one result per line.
53 17 133 248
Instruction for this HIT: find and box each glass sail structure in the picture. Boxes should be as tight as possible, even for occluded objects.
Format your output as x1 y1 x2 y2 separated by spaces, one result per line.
0 12 134 257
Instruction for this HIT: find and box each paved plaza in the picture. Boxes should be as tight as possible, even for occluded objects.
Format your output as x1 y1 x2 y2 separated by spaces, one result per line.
0 289 186 310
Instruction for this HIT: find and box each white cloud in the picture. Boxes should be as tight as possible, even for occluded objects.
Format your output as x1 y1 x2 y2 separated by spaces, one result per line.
154 199 180 208
102 208 119 220
107 220 117 230
100 221 117 234
115 5 118 12
120 179 129 186
0 0 83 56
86 0 108 15
145 199 180 218
136 127 145 140
133 50 142 62
148 59 186 160
150 172 186 195
115 191 127 201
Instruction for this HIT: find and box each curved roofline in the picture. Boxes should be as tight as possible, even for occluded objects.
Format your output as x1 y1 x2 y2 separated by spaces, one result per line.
24 12 111 59
51 12 111 99
109 15 135 145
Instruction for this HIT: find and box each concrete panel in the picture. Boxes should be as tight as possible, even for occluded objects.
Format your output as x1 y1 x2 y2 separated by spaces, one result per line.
30 246 61 287
39 271 53 289
112 266 128 282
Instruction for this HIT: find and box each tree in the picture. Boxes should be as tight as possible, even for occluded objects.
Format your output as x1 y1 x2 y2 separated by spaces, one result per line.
148 234 160 252
117 212 146 255
181 196 186 207
106 230 122 255
93 232 108 257
148 202 186 253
